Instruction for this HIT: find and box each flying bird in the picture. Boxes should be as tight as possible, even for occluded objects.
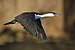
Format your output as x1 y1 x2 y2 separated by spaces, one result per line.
4 12 60 41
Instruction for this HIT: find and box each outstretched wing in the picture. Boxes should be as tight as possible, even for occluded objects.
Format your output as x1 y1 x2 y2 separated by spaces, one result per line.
15 12 47 40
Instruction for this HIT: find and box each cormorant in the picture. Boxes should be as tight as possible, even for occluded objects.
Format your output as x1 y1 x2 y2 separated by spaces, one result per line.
4 12 60 41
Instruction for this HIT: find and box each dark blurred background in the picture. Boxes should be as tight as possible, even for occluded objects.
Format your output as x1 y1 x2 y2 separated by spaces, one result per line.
0 0 75 50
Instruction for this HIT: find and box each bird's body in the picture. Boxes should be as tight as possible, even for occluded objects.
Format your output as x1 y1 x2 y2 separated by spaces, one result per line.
4 12 59 41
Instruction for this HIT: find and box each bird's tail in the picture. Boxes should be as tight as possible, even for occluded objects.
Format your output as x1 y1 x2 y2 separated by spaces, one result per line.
4 19 17 25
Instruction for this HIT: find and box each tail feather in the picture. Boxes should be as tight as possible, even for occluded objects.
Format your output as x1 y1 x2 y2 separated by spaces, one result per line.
4 20 17 25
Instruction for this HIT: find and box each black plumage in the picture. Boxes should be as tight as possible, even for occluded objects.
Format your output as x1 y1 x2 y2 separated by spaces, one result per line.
4 12 47 41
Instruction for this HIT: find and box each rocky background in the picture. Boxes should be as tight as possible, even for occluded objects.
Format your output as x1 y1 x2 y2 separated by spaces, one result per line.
0 0 75 50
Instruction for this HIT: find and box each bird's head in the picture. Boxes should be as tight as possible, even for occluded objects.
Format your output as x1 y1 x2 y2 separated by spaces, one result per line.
50 12 61 16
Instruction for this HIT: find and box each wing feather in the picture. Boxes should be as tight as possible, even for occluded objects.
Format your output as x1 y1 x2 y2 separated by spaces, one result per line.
15 12 47 40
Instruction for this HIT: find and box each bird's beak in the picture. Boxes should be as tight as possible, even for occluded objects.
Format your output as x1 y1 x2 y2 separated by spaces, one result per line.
55 13 62 16
4 19 17 25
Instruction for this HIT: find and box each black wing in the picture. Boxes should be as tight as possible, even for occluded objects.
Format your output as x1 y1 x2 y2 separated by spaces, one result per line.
35 19 47 40
15 12 47 40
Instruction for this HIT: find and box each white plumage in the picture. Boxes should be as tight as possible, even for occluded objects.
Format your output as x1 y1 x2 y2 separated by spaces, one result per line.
35 13 55 20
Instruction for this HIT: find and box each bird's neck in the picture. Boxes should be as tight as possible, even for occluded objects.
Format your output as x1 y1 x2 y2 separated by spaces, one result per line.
36 13 55 18
35 13 55 20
